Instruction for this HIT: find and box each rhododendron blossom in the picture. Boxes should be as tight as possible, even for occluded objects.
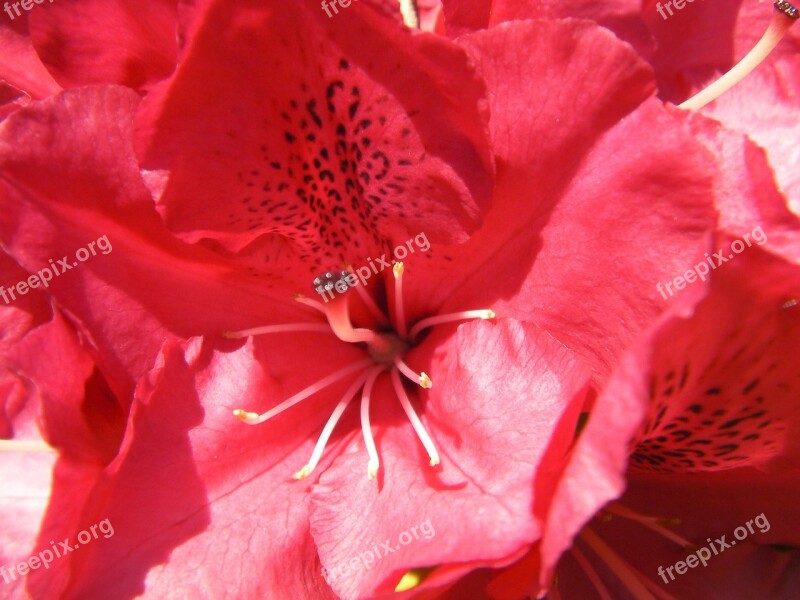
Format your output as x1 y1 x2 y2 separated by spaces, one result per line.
0 0 798 599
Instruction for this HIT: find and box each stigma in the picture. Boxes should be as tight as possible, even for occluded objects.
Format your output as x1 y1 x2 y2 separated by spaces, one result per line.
227 262 495 480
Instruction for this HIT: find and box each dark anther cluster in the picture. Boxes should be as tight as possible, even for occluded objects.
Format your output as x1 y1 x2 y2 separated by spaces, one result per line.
775 0 799 19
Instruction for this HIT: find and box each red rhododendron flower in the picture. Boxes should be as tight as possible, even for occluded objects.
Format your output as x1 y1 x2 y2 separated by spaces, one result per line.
526 240 800 599
1 0 797 599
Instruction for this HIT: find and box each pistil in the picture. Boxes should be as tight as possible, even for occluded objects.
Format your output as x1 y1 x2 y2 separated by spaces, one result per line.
323 294 391 353
223 323 332 338
345 263 390 326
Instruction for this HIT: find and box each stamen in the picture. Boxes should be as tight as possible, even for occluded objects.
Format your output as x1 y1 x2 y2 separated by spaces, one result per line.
393 262 408 339
570 545 614 600
605 504 695 550
293 369 372 480
323 294 390 353
0 439 54 453
409 309 495 340
636 574 680 600
394 567 436 592
223 323 331 339
580 528 656 600
360 367 385 479
399 0 420 29
578 533 679 600
679 1 799 110
293 293 327 314
394 357 432 388
344 263 390 326
390 368 440 466
233 358 373 424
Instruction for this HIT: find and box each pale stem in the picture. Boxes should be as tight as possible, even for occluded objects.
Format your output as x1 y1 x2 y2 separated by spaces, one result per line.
679 4 798 111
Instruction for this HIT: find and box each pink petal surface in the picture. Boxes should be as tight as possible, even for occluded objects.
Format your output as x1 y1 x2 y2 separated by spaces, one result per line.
28 0 179 91
309 319 590 599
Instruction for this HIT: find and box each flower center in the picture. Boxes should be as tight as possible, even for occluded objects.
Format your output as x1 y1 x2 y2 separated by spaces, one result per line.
226 261 494 480
367 332 409 365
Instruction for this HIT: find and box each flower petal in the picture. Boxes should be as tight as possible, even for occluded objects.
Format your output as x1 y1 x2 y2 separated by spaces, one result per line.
28 0 179 91
0 86 305 398
135 0 494 278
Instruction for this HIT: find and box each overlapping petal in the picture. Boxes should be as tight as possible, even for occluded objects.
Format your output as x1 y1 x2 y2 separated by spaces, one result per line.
135 0 494 279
